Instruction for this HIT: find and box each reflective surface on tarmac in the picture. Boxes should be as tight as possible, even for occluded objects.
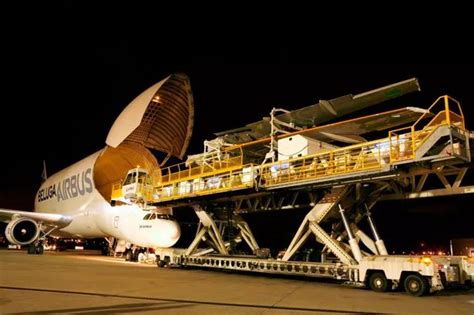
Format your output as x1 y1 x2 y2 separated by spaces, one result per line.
1 250 474 314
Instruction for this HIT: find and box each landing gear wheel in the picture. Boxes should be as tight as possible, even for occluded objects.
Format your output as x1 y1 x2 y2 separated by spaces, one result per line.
132 249 139 262
35 244 44 255
125 250 132 261
404 274 428 297
369 272 389 292
27 244 36 255
28 243 43 255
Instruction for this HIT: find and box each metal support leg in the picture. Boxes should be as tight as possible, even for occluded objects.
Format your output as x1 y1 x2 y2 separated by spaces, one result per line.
282 217 310 261
339 204 362 262
234 214 260 252
282 186 353 262
350 223 378 255
185 227 207 256
365 205 388 255
185 205 229 256
39 225 59 241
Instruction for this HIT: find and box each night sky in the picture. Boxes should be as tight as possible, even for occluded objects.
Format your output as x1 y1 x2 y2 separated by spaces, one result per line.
1 4 473 251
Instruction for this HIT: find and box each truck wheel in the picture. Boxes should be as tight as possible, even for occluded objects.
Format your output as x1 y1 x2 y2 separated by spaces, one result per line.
157 260 166 268
369 272 389 292
462 280 472 290
404 274 428 297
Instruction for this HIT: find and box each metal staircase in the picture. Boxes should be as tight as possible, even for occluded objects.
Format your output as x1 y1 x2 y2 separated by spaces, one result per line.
281 186 355 264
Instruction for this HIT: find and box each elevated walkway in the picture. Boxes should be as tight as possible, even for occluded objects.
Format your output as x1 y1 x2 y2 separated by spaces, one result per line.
111 95 470 206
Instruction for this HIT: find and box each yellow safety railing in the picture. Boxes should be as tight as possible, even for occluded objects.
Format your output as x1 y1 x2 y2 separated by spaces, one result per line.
260 95 466 188
159 146 244 185
259 138 388 187
388 95 465 162
154 164 256 202
419 95 464 129
137 183 154 201
110 181 154 202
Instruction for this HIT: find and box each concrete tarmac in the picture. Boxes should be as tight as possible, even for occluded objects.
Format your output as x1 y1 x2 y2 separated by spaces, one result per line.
1 250 474 314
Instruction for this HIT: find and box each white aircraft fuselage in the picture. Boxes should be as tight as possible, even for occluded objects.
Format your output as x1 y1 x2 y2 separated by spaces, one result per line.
35 150 180 248
1 73 193 250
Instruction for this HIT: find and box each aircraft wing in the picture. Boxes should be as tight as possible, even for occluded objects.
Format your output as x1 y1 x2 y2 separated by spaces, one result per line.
0 208 72 227
303 107 430 143
240 107 431 162
216 78 420 144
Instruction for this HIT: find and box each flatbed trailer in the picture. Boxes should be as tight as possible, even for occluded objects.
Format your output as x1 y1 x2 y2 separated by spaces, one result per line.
154 248 474 296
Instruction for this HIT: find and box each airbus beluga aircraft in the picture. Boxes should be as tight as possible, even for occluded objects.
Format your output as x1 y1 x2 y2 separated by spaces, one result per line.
0 73 194 253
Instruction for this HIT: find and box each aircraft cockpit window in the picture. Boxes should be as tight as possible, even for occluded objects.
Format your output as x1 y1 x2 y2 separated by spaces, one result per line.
141 213 176 220
157 213 174 220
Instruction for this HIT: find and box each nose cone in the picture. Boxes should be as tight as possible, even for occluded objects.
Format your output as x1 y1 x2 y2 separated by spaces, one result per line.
152 219 181 248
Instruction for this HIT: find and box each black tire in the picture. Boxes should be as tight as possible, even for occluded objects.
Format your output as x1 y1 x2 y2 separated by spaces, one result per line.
27 244 36 254
404 274 428 297
369 272 389 292
462 280 472 291
35 245 44 255
157 260 166 268
125 250 132 261
132 249 139 262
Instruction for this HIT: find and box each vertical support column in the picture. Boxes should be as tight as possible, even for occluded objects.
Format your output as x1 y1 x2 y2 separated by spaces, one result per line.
339 204 362 262
365 204 388 255
444 95 451 125
104 236 116 256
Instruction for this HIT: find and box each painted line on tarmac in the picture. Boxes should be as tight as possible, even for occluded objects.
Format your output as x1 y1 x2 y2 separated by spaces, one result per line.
75 256 155 266
0 286 390 314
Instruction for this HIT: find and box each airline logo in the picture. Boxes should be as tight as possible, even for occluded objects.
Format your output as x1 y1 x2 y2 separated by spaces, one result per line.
37 168 93 203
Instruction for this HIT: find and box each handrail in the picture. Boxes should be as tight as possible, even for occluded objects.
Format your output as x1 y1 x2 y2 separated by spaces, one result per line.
413 95 464 130
154 163 256 202
159 145 244 185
